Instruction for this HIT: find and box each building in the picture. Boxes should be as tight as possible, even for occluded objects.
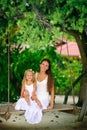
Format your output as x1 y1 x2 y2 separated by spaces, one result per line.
55 40 81 59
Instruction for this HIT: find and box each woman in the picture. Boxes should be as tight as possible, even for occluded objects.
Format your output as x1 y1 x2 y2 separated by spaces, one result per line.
25 58 55 124
35 58 55 109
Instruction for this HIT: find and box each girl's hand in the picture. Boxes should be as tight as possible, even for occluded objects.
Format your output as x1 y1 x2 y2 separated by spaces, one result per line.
31 95 36 100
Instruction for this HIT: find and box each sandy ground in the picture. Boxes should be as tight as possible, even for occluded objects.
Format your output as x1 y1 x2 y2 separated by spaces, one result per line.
0 95 87 130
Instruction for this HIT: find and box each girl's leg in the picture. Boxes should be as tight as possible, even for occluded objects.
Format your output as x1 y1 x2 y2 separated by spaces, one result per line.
24 90 30 105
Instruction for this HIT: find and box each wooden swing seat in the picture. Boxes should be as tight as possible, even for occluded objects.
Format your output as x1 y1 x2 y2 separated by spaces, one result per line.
0 103 79 115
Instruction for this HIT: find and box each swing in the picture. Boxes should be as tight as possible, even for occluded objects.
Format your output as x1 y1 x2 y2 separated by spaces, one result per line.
58 34 78 113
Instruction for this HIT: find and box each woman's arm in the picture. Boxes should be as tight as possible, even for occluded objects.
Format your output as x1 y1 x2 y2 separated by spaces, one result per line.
47 83 55 109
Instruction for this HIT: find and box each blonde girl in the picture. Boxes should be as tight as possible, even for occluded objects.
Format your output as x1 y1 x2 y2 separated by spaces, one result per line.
15 69 42 110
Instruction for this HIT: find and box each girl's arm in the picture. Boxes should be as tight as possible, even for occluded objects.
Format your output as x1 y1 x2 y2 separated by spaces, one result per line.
32 82 36 99
20 83 25 98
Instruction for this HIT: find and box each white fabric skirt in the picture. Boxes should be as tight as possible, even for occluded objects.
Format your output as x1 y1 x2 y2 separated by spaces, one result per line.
24 97 49 124
37 95 50 110
25 104 42 124
15 98 29 111
15 97 49 124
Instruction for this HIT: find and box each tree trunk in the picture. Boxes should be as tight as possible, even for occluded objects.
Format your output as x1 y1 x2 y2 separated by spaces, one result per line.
78 77 87 106
63 71 87 104
78 92 87 121
74 31 87 106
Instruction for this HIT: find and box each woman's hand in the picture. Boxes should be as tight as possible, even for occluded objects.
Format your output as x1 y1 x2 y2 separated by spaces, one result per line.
47 105 53 109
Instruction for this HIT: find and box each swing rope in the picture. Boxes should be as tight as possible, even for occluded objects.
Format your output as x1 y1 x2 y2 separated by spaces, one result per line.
8 41 10 105
65 39 77 111
4 38 11 120
59 34 77 111
0 38 11 120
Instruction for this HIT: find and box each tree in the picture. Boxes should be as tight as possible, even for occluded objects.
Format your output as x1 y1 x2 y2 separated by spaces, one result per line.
0 0 87 105
0 0 28 102
28 0 87 105
0 0 60 102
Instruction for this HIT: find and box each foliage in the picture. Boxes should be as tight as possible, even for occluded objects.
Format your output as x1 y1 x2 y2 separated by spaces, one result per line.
16 12 52 50
0 45 8 102
0 0 85 103
0 44 82 102
57 58 82 94
28 0 87 32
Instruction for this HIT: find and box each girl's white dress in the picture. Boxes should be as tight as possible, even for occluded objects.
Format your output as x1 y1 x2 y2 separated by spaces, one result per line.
24 73 50 124
15 84 34 110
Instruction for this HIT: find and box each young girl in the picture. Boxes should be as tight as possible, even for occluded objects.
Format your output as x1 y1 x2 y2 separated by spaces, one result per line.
15 69 42 111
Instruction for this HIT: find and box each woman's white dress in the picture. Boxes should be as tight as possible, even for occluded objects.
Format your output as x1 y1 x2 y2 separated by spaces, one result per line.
36 74 50 110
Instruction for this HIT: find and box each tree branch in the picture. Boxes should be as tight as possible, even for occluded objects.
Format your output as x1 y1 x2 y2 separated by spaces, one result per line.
32 5 52 29
63 70 87 104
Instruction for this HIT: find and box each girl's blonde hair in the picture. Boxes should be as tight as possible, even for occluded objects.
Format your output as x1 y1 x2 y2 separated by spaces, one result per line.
22 69 35 85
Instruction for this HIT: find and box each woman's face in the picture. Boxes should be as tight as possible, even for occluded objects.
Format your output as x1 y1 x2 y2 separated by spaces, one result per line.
40 61 49 72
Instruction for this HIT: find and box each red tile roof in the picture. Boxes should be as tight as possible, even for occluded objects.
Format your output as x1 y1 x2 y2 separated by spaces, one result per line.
56 41 81 58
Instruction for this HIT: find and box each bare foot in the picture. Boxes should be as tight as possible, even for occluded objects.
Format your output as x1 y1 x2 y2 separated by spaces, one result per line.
12 102 16 107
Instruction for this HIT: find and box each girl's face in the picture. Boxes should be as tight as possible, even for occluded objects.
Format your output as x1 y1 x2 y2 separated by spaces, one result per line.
25 71 33 81
40 61 49 72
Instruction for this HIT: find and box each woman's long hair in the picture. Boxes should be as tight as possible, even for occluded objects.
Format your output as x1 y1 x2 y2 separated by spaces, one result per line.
40 58 54 92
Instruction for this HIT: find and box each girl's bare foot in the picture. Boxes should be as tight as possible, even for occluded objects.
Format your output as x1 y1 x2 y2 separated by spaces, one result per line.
12 102 16 107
